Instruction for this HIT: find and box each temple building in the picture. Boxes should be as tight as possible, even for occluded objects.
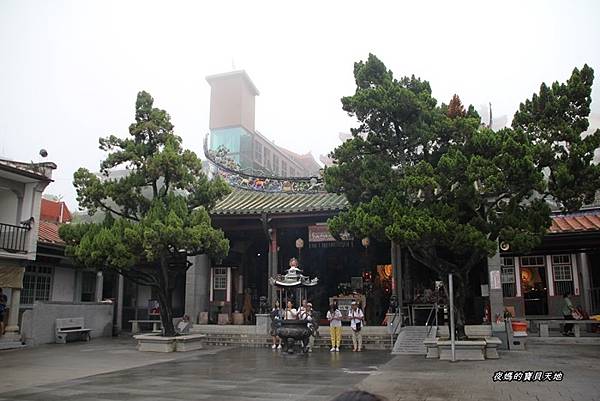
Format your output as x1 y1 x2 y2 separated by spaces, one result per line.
184 70 600 328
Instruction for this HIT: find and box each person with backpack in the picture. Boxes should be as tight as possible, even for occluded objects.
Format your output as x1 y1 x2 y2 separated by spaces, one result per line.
270 300 283 349
348 301 364 352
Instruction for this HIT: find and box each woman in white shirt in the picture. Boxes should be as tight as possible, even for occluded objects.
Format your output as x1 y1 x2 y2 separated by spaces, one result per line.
348 301 364 352
285 300 298 320
327 303 343 352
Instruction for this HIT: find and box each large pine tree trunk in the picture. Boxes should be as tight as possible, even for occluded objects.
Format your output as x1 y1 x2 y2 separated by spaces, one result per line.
157 287 175 337
454 272 469 340
157 255 176 337
442 271 469 340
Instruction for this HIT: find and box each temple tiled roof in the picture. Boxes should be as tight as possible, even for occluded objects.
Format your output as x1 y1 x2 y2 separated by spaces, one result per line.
212 188 349 216
38 221 65 245
549 212 600 234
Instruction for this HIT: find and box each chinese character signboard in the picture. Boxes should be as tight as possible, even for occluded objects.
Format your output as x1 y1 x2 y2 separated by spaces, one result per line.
490 270 501 290
308 224 352 243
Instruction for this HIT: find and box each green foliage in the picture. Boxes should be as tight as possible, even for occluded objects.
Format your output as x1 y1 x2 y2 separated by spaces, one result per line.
512 65 600 210
59 91 231 336
325 55 600 327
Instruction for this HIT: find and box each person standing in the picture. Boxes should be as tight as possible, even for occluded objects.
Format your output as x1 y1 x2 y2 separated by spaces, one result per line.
562 292 575 336
285 300 298 320
270 301 283 349
299 299 308 315
0 287 7 336
327 303 343 352
176 315 192 335
299 302 316 352
349 301 364 352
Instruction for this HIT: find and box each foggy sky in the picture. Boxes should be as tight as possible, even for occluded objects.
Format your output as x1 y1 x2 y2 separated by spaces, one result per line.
1 0 599 210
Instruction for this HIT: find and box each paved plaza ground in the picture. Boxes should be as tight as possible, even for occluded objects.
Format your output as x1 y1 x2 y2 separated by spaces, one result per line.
1 337 598 401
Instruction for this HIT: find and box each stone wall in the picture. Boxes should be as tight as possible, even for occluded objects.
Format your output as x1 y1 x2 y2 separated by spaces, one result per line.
21 301 114 345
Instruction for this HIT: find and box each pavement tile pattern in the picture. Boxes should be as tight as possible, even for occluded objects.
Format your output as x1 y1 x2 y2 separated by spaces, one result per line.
1 338 599 401
1 347 392 401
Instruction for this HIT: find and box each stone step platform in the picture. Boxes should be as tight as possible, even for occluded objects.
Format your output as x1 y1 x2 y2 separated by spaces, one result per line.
392 326 430 355
0 334 27 351
196 333 393 349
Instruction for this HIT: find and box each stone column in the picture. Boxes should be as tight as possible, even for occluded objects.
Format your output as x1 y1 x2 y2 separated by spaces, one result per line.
577 253 592 313
5 288 21 333
116 274 124 333
487 246 504 326
95 271 104 302
267 228 277 306
185 254 210 323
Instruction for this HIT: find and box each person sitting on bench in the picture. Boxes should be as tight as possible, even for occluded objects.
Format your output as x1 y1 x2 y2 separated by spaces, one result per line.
176 315 191 335
562 292 575 336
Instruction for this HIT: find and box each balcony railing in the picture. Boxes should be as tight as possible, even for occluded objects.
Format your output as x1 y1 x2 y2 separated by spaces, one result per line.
0 222 30 254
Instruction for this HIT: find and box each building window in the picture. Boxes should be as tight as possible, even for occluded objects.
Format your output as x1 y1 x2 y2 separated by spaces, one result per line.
264 148 271 170
20 265 52 305
213 267 228 290
552 254 573 296
81 271 96 302
520 255 545 267
500 257 516 297
254 142 263 165
282 162 288 176
273 155 279 175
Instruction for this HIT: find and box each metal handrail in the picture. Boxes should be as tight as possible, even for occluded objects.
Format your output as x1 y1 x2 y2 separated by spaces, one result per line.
0 221 30 253
425 302 439 336
388 308 405 347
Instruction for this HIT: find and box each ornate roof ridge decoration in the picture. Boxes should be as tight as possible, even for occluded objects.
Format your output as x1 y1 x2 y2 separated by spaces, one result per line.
203 134 326 194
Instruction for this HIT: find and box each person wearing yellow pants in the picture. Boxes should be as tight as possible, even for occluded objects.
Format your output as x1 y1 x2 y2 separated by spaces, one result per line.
327 303 343 352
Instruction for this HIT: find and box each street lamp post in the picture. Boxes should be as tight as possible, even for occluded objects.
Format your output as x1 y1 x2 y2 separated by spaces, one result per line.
449 272 456 362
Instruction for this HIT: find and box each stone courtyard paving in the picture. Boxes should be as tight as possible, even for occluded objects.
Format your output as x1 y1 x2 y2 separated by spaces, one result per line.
360 343 600 401
1 338 599 401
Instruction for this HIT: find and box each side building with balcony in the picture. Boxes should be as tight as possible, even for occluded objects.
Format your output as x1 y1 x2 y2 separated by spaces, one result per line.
0 159 55 338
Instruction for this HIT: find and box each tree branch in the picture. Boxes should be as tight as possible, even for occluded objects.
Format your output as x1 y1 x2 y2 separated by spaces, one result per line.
115 268 159 288
97 200 139 221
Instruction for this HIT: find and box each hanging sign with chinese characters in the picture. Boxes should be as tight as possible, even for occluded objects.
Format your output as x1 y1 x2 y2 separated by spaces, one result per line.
308 224 352 243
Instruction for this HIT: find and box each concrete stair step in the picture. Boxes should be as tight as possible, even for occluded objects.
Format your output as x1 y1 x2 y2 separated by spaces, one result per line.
392 326 429 355
0 341 27 350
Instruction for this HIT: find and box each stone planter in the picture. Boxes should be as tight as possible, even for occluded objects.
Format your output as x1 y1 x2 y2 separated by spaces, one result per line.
218 313 230 325
437 340 486 361
255 314 270 335
232 312 244 325
134 333 206 353
198 312 209 325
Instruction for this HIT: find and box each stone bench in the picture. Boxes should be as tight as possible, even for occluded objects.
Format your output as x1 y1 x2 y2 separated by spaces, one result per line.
537 320 598 337
129 320 162 334
437 340 487 361
424 325 500 359
55 317 91 344
465 325 501 359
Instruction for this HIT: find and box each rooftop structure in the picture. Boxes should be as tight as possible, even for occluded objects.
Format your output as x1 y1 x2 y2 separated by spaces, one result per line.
206 70 321 178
